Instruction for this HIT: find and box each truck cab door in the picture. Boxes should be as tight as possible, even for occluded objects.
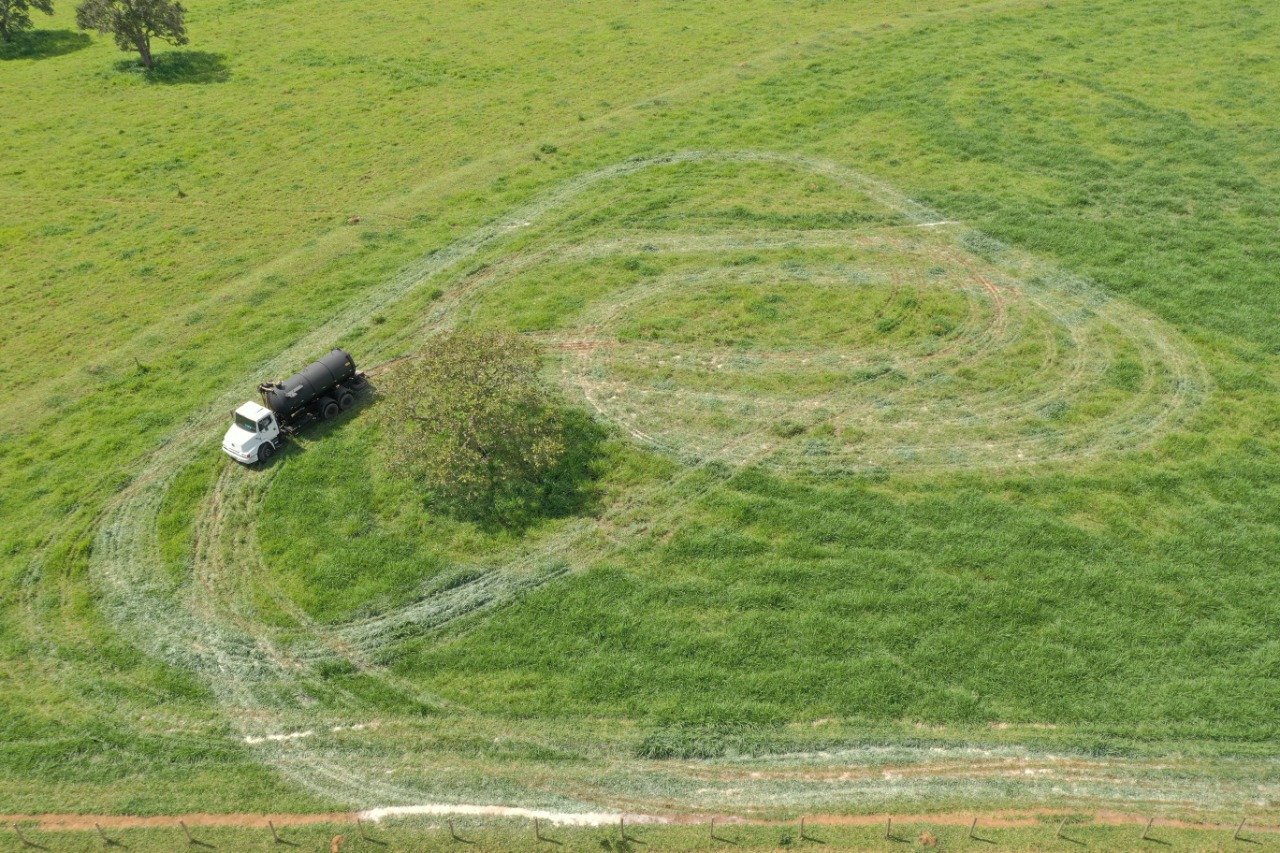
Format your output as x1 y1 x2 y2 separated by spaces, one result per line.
258 416 279 442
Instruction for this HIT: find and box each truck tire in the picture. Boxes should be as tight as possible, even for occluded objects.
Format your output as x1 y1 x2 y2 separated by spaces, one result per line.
320 398 340 420
338 391 356 411
258 443 275 464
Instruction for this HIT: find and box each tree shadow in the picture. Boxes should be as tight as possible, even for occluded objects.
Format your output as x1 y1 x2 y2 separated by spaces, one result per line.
447 407 609 533
113 50 230 83
0 29 91 60
526 407 609 520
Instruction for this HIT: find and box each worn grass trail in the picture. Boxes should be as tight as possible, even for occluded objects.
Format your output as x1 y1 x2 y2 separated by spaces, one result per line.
5 0 1280 820
78 152 1265 817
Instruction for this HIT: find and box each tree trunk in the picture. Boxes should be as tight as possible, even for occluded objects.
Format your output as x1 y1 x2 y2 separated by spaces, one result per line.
0 18 11 43
484 455 498 519
137 35 153 69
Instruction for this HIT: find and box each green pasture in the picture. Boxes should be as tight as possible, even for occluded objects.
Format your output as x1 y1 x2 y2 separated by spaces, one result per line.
2 0 1279 820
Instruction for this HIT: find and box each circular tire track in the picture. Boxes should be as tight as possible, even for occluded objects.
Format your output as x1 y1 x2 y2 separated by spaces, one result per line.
84 151 1217 815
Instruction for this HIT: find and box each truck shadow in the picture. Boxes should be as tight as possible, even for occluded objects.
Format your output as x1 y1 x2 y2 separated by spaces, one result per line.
267 376 382 465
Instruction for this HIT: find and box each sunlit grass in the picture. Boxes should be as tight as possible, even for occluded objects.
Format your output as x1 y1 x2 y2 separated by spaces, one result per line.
3 0 1280 816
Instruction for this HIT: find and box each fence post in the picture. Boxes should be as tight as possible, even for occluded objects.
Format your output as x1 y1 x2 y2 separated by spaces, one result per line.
180 820 195 845
12 823 35 848
1055 817 1068 840
1141 817 1154 841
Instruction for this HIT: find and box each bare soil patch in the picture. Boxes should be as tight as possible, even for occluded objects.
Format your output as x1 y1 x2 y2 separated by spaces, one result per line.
4 808 1275 833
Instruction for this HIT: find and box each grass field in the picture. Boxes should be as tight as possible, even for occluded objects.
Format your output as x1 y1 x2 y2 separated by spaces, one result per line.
2 0 1279 829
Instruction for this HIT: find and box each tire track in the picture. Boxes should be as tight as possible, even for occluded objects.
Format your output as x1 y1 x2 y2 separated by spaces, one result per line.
85 150 1216 815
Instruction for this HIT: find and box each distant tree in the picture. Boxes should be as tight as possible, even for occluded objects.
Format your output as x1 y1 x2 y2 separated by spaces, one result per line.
0 0 54 43
381 329 567 521
75 0 186 69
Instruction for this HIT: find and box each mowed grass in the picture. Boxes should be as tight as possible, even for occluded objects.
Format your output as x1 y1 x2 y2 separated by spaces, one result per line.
249 412 623 624
1 0 936 812
2 0 1280 814
406 462 1280 735
252 163 1272 739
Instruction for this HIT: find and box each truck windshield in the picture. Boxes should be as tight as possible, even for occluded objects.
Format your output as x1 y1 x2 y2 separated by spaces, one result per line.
234 413 258 432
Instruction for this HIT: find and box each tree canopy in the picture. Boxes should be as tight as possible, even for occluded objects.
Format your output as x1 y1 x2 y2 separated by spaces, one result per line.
0 0 54 43
75 0 186 69
380 329 574 523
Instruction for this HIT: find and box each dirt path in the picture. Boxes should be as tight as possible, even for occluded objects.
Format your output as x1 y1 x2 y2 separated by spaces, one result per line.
4 808 1276 833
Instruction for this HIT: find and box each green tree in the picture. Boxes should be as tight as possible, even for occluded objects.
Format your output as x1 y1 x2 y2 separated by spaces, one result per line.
0 0 54 43
75 0 185 69
381 329 568 521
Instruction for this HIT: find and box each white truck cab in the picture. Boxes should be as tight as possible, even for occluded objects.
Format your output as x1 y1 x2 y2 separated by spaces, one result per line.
222 401 281 465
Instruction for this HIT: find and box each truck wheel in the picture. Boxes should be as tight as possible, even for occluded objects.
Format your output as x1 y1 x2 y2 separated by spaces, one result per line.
258 443 275 464
338 391 356 411
320 398 340 420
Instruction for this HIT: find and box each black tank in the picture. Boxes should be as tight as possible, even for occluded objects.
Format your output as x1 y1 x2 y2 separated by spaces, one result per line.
259 348 356 416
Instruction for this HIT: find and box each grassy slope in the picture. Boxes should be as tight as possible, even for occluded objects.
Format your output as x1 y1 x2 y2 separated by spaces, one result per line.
2 0 1279 813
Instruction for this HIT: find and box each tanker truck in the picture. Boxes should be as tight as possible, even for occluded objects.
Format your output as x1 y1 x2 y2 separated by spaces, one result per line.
222 348 367 465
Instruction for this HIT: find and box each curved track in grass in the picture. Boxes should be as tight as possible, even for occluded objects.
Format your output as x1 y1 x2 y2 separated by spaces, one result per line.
85 151 1240 818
